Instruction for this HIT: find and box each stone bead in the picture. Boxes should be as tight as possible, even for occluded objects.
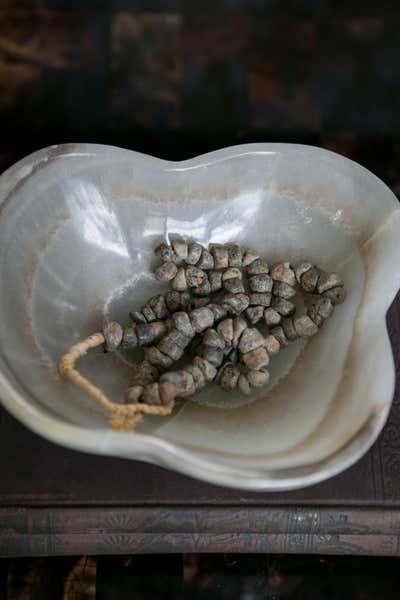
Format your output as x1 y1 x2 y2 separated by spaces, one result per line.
185 364 206 390
192 297 211 308
158 381 178 404
295 262 313 284
232 316 248 348
238 328 265 353
281 318 298 341
160 370 195 397
193 276 211 296
172 311 195 337
323 286 346 305
317 272 344 294
270 262 296 286
166 328 192 349
218 363 240 391
294 315 319 337
142 382 162 405
203 328 226 349
190 307 215 332
197 248 214 270
246 258 269 275
227 244 242 267
125 385 144 404
144 346 174 369
193 356 217 381
229 348 238 363
222 267 242 281
247 369 270 387
172 239 188 262
142 304 156 322
249 293 272 307
185 265 205 288
136 322 167 346
209 270 223 292
241 347 269 370
155 261 178 282
217 318 234 344
249 274 273 293
208 303 228 322
273 282 296 299
238 373 251 395
272 298 296 316
103 321 123 351
131 360 159 386
209 244 229 269
130 311 147 324
222 293 250 314
270 326 289 347
154 242 177 263
300 267 320 293
242 249 260 267
171 266 188 291
245 306 264 324
180 291 192 309
307 297 334 327
157 335 184 360
223 277 245 294
149 295 168 320
264 334 281 355
200 345 225 367
165 291 182 312
122 326 138 348
264 308 281 327
186 242 203 265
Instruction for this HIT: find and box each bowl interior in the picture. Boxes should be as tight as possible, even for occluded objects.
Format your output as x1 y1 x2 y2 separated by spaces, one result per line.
0 143 397 478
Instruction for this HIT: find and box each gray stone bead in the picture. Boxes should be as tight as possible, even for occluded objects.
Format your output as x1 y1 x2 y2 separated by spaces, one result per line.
184 364 206 390
200 345 225 367
238 328 265 353
218 363 240 391
281 318 298 341
203 328 226 349
193 356 218 381
238 373 251 395
208 303 228 322
249 274 273 293
264 308 281 327
242 249 260 267
125 385 144 404
273 281 296 299
131 360 159 386
154 242 177 263
323 286 346 305
217 318 234 344
142 382 162 405
264 334 281 355
245 306 265 324
270 262 296 286
241 347 269 370
185 265 205 287
272 298 296 316
171 239 188 262
247 369 270 387
142 304 156 322
157 334 185 360
165 291 182 312
160 370 195 397
300 267 320 293
172 311 195 337
171 267 188 291
144 346 174 369
270 326 289 347
246 258 269 275
190 307 215 332
209 270 223 292
186 242 203 265
130 311 146 324
103 321 123 351
227 244 243 267
249 293 272 307
122 326 138 348
222 267 242 281
307 297 334 327
232 316 248 347
223 277 245 294
294 315 319 337
317 272 344 294
197 248 214 270
222 293 250 314
155 261 178 282
193 276 211 296
295 262 313 284
149 295 168 320
209 244 229 269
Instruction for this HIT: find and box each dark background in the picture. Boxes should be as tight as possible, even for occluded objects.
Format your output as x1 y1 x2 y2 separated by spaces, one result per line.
1 1 400 598
0 0 399 199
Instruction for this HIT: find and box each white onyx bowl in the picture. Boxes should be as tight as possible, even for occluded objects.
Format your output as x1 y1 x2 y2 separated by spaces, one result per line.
0 143 399 491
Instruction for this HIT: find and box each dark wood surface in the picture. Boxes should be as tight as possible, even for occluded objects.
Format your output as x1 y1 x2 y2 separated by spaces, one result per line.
0 293 399 557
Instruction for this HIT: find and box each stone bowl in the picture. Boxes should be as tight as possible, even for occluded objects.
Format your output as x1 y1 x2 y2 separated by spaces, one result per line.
0 143 399 490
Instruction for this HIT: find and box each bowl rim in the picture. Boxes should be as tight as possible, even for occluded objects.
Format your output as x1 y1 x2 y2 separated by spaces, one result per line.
0 141 397 491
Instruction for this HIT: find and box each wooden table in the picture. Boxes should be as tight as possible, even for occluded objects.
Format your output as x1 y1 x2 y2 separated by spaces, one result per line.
1 295 400 558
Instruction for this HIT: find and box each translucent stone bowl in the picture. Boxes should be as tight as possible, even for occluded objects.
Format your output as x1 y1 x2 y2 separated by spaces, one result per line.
0 143 399 490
